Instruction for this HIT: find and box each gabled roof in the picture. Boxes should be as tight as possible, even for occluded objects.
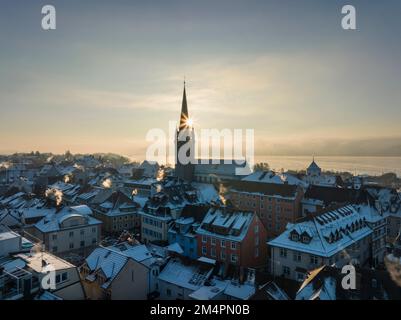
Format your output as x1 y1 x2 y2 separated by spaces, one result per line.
307 160 321 172
84 244 156 289
268 205 377 257
196 206 255 241
225 180 299 198
303 185 367 206
34 205 101 233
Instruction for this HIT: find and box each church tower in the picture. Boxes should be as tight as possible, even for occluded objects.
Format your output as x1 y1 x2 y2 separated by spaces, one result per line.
175 82 195 182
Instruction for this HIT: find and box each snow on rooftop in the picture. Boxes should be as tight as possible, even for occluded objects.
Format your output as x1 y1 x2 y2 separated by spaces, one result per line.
197 208 254 242
192 183 219 203
224 281 255 300
34 205 100 233
197 257 216 265
268 205 379 257
16 251 74 272
242 171 306 187
166 242 184 255
158 258 213 291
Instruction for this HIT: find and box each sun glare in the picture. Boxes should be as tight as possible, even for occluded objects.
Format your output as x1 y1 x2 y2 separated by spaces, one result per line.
185 117 194 127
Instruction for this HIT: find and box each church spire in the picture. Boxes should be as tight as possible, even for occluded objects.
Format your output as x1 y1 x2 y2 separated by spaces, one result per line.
179 81 189 130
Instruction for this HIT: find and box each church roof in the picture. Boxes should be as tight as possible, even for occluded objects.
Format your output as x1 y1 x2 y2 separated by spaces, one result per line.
307 160 321 171
179 83 189 130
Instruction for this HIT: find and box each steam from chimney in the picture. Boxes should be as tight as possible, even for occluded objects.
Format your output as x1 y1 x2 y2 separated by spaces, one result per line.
45 188 63 206
219 183 227 206
102 178 112 189
0 161 11 169
156 168 165 182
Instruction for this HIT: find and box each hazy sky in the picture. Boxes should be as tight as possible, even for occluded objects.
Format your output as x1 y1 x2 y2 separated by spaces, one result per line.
1 0 401 159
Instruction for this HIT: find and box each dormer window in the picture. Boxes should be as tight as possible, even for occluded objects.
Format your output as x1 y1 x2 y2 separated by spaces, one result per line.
291 232 299 242
302 235 310 243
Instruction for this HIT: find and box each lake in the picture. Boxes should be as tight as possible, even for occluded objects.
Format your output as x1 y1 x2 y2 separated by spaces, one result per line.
255 156 401 177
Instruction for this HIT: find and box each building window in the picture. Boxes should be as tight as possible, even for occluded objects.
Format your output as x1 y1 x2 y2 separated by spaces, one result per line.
69 243 74 249
52 246 57 252
211 247 216 257
80 241 85 247
254 224 259 233
92 238 97 244
80 229 85 235
92 227 96 233
231 242 237 250
211 238 216 246
296 272 305 282
283 266 290 276
255 237 259 245
221 251 226 260
166 289 172 297
279 248 287 258
231 254 238 264
52 234 57 240
56 274 61 283
202 236 207 243
255 247 259 258
61 272 68 282
310 255 319 265
69 231 74 238
131 270 135 282
293 252 301 262
202 246 207 255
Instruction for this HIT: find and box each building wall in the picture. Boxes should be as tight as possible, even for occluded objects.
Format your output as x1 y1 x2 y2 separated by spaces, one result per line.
34 267 85 300
80 271 107 300
368 218 387 267
168 231 197 259
387 215 401 242
158 280 195 300
0 232 21 257
111 259 150 300
94 211 140 235
141 214 170 243
54 281 85 300
196 215 268 269
37 224 101 254
269 236 371 281
230 188 303 239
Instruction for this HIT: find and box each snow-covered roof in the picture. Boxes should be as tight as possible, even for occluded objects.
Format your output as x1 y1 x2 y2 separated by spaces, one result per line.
34 205 101 233
189 278 227 300
307 160 321 172
242 171 306 187
268 205 379 258
192 183 220 203
296 266 337 300
166 242 184 255
84 244 156 288
196 207 254 242
224 281 255 300
85 247 128 286
158 258 214 291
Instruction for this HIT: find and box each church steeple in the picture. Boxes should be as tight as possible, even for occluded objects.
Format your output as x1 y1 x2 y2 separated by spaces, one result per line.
179 81 189 130
175 81 195 182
